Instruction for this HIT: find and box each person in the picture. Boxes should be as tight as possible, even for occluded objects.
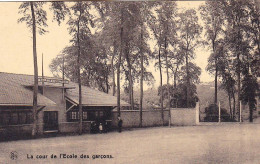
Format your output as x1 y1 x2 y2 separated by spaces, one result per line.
90 122 95 133
118 117 123 133
104 121 108 133
99 123 103 133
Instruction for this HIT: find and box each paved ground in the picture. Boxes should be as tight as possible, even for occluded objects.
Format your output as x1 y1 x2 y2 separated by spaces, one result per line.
1 123 260 164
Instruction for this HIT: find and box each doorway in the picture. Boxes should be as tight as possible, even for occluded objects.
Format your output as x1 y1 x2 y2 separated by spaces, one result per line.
43 111 58 131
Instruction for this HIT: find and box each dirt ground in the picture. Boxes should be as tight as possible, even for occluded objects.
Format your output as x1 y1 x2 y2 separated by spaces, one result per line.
1 123 260 164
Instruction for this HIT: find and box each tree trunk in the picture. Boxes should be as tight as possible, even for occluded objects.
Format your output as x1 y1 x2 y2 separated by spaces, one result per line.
105 71 109 94
158 44 164 125
228 92 232 119
214 64 218 105
249 102 253 122
164 35 171 127
139 26 144 127
173 66 178 108
77 7 82 135
125 46 134 110
232 90 236 120
117 9 123 118
236 53 241 121
185 52 189 108
111 42 116 96
165 37 170 108
174 66 178 89
212 39 218 105
30 2 38 137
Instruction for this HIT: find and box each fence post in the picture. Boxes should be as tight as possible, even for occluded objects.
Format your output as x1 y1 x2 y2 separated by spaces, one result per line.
218 101 221 123
240 101 242 123
169 109 171 128
196 102 200 125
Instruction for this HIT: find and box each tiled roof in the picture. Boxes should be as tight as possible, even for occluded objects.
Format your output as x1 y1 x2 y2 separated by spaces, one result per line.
0 72 56 106
65 86 129 106
0 72 129 107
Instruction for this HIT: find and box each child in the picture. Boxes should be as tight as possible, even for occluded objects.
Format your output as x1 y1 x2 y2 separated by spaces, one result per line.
99 123 103 133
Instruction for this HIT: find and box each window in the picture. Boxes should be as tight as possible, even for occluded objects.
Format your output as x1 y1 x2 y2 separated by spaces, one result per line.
83 112 87 120
3 113 10 125
88 111 96 121
0 111 32 126
99 111 104 117
67 110 109 122
71 112 77 120
19 112 27 124
68 111 79 122
26 112 33 124
10 112 18 125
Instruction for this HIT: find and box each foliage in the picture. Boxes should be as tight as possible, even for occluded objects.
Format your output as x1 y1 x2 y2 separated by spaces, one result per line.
241 74 259 122
204 104 235 122
158 83 199 108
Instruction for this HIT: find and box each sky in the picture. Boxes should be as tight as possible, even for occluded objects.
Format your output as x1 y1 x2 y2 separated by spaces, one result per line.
0 1 213 90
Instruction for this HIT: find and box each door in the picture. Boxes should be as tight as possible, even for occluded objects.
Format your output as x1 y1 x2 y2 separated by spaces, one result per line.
43 111 58 131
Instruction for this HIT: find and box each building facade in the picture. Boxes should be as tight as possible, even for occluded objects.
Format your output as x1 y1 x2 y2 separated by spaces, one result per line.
0 72 129 137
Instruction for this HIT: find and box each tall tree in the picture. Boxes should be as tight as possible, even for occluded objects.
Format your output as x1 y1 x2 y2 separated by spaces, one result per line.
179 9 203 108
68 2 94 134
241 74 259 122
200 1 224 105
18 2 67 136
220 0 256 120
150 14 164 124
132 2 155 127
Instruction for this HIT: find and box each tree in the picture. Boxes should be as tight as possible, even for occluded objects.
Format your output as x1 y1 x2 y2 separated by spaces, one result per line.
135 2 155 127
158 83 199 108
67 2 95 134
241 74 259 122
219 0 259 120
220 0 251 119
204 104 232 122
200 1 224 105
18 2 67 137
177 62 201 107
178 9 203 108
159 2 178 118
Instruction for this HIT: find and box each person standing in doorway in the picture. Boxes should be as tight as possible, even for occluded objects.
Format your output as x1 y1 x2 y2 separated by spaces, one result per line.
118 117 123 133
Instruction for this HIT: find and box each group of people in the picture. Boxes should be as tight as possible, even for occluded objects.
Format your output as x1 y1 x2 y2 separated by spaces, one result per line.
90 117 123 134
90 121 110 134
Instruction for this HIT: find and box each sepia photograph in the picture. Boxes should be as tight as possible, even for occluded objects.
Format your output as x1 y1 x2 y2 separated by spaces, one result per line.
0 0 259 163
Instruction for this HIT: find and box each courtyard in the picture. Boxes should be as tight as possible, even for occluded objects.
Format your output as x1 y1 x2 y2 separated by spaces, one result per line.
1 123 260 164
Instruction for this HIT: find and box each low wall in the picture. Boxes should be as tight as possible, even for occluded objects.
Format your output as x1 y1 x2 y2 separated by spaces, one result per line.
111 110 169 128
0 124 32 138
170 108 196 126
170 102 199 126
59 121 91 133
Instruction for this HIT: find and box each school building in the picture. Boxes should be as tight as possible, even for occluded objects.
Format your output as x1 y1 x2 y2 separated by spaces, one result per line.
0 72 129 136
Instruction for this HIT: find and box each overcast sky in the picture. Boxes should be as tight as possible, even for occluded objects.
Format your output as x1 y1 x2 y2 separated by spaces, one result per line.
0 1 213 90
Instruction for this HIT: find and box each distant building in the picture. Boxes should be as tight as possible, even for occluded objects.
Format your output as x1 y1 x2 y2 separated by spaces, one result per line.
0 72 129 136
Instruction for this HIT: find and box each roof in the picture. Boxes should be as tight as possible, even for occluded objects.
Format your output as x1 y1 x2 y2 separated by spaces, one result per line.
0 72 129 107
0 72 56 106
65 86 129 106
